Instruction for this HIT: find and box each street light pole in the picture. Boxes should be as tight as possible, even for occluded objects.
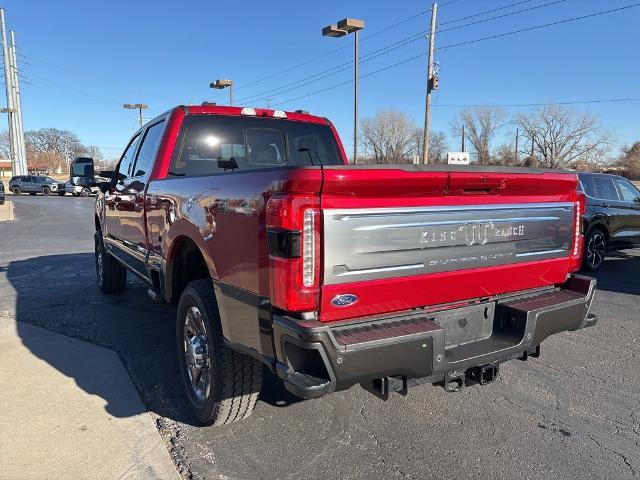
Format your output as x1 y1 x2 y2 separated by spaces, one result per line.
210 79 234 106
123 103 148 128
322 18 364 164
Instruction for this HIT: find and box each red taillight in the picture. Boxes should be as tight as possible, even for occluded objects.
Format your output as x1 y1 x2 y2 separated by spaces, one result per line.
569 192 586 272
266 194 320 312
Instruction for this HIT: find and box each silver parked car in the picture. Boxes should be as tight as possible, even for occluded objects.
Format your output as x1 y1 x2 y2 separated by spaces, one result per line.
8 175 59 195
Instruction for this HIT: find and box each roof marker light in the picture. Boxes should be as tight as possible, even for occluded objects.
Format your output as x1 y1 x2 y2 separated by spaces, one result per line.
241 107 257 116
272 110 287 118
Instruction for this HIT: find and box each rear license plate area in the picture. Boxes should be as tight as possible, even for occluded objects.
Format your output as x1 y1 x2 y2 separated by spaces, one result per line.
432 303 495 348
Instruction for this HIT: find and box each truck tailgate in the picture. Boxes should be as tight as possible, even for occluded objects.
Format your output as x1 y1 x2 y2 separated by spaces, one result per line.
319 166 580 322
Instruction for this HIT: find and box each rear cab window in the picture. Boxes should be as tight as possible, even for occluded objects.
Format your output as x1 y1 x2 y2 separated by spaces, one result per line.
169 115 341 178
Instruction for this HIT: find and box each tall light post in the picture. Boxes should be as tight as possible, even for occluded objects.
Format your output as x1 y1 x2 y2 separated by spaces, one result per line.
322 18 364 164
210 79 234 106
123 103 148 128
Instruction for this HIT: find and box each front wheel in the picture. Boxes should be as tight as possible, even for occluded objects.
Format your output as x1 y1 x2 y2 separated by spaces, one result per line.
176 279 263 426
80 188 91 197
12 187 21 195
42 186 51 195
583 229 607 271
95 232 127 293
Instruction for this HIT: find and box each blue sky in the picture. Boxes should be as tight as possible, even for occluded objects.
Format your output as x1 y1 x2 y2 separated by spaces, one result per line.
3 0 639 160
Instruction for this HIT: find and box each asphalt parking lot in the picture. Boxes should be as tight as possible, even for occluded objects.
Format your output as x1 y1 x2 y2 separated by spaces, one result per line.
1 195 639 480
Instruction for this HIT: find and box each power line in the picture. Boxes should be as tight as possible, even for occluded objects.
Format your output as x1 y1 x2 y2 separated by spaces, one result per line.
438 3 640 51
234 0 572 105
439 0 538 26
431 98 640 108
272 3 640 107
27 73 123 106
212 0 478 100
216 0 549 102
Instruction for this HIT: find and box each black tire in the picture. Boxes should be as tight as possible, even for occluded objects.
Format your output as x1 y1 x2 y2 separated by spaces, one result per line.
176 279 262 426
94 231 127 293
80 188 91 197
42 186 51 195
12 186 20 195
583 228 607 271
57 191 66 196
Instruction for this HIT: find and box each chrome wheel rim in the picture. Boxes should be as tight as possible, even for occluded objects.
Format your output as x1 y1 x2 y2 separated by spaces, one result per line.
587 232 606 268
183 306 210 401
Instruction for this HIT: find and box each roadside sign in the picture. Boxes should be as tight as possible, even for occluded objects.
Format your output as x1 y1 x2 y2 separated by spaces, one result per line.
447 152 470 165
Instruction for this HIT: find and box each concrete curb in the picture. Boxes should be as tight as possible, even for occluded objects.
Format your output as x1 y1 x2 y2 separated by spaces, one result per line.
0 200 15 222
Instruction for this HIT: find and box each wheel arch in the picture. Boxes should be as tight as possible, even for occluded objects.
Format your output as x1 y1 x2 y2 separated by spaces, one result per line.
165 235 214 304
585 221 609 243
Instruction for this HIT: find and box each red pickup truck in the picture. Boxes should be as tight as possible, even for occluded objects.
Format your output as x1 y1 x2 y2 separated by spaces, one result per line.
94 105 597 426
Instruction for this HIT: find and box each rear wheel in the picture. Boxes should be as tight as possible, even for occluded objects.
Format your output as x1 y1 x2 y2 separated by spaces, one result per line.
42 186 51 195
12 187 21 195
80 188 91 197
176 279 262 426
94 231 127 293
583 228 607 271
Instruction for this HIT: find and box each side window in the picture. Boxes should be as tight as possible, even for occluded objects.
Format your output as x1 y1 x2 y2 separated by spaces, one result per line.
23 176 31 183
170 116 246 177
132 120 165 178
593 177 619 201
246 128 285 166
117 134 141 179
615 179 640 202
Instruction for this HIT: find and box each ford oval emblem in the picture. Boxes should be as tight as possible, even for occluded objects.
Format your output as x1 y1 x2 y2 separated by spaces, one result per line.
331 294 358 307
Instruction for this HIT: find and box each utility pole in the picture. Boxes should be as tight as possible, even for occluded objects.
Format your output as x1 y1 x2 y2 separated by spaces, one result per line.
9 30 26 175
514 127 519 164
461 125 465 152
421 2 438 164
1 9 17 175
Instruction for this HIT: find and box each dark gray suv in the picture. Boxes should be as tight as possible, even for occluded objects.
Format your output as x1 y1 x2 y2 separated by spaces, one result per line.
8 175 59 195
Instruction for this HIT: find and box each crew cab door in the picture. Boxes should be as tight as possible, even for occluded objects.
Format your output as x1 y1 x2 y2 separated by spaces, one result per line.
104 133 141 241
107 119 166 277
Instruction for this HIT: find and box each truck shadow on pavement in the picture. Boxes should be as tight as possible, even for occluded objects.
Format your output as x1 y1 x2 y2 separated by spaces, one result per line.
589 251 640 296
7 252 300 427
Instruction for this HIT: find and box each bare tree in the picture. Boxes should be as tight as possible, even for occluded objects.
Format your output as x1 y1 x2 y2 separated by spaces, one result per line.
414 130 448 164
616 142 640 179
360 109 419 164
0 130 10 159
450 107 506 164
494 143 518 166
515 105 611 169
78 145 105 162
24 128 86 168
